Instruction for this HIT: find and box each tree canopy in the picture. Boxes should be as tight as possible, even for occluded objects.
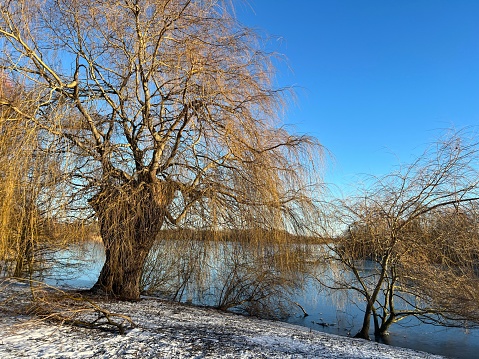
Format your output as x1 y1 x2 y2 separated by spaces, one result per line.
0 0 322 299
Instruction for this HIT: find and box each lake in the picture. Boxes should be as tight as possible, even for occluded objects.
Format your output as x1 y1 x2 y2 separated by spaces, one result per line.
47 241 479 359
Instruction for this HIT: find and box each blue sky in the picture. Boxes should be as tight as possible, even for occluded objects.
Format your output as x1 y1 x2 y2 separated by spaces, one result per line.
236 1 479 192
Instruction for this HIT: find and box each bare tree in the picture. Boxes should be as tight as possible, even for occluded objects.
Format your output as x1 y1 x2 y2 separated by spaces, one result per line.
320 133 479 339
0 0 321 300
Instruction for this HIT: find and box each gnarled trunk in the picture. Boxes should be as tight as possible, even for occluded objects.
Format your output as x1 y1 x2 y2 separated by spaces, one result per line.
90 181 172 300
91 236 153 300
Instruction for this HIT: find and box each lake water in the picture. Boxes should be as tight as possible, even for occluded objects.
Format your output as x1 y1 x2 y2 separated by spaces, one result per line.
287 279 479 359
47 242 479 359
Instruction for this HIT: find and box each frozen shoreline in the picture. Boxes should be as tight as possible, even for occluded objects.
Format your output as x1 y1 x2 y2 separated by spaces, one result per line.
0 283 445 359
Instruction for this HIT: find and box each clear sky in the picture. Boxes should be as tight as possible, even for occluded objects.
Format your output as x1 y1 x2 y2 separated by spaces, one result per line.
235 1 479 193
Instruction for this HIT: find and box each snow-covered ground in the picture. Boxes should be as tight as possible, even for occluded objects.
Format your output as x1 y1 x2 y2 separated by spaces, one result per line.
0 280 445 359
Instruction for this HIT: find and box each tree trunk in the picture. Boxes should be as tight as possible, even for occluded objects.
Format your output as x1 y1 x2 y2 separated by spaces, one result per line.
375 314 395 337
91 238 152 300
355 253 391 340
13 222 34 277
90 182 170 300
354 303 373 340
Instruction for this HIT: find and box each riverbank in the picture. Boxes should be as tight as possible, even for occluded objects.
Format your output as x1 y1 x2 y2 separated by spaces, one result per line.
0 281 444 359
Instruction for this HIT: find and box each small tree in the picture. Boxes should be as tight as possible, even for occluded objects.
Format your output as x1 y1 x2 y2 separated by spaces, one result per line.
0 0 321 299
321 133 479 339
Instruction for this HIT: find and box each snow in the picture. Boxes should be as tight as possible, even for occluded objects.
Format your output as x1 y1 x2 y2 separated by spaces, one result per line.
0 280 445 359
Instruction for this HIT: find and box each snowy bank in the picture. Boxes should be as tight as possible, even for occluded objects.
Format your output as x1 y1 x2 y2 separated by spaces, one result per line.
0 294 447 358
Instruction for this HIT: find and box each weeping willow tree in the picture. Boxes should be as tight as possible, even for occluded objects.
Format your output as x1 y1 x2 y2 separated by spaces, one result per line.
0 74 35 276
0 0 322 300
0 73 65 277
